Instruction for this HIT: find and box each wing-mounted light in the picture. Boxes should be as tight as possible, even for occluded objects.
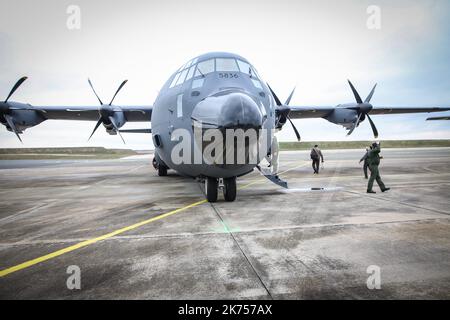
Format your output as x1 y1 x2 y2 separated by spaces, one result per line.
87 78 128 144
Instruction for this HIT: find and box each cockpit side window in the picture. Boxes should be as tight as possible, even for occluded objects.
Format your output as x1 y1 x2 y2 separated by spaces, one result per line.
194 59 214 77
185 65 195 82
237 60 251 76
169 72 181 88
251 79 263 89
237 60 260 79
216 58 239 72
192 78 205 89
175 68 189 86
251 66 261 79
178 58 194 72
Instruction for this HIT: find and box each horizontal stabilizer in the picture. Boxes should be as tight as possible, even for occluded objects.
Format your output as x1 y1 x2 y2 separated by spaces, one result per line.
119 129 152 133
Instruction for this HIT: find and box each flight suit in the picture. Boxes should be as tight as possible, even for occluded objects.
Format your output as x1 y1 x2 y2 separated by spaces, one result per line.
360 150 370 179
270 135 279 175
367 145 387 192
265 134 279 176
311 147 324 174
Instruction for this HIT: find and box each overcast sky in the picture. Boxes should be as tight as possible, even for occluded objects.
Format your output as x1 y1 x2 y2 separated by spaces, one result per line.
1 0 449 149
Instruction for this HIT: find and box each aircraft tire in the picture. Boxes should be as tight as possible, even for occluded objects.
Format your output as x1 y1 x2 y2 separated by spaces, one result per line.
158 164 167 176
223 177 237 202
206 177 218 202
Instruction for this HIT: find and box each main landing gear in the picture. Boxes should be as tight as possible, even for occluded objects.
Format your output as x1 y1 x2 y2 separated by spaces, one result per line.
205 176 237 202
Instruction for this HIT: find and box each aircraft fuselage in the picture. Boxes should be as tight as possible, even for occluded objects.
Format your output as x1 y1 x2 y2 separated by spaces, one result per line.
151 52 276 179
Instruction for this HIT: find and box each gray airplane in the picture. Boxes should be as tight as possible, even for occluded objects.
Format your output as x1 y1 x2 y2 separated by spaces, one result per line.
1 52 449 202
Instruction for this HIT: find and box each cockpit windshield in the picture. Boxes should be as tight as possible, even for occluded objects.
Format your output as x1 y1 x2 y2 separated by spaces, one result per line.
170 56 262 89
195 59 214 77
216 58 239 72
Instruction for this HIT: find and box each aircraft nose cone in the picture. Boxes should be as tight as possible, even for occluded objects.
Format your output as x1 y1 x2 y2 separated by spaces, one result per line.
220 93 263 129
191 91 263 130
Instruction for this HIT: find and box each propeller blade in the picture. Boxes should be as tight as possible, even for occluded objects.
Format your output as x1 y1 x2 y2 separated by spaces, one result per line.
88 117 103 141
286 116 301 142
285 87 296 105
347 112 363 136
87 79 103 105
108 116 126 144
365 83 377 103
4 114 22 143
5 76 28 103
267 84 282 106
347 80 363 104
109 80 128 105
366 114 379 138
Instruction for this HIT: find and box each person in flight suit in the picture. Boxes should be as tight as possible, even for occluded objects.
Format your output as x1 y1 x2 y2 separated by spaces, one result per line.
367 142 390 194
266 133 280 178
359 146 371 179
310 144 324 174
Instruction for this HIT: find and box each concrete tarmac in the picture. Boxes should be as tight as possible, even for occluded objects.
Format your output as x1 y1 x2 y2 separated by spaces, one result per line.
0 148 449 299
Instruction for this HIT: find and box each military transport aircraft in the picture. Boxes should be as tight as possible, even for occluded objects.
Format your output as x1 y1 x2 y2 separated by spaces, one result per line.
1 52 449 202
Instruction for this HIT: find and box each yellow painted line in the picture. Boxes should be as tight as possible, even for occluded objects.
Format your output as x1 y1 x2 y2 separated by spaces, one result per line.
0 161 306 278
0 199 207 277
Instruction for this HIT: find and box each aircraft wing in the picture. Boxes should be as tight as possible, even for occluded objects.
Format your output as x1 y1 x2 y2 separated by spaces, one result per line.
37 105 152 121
1 77 153 142
1 101 153 143
287 105 450 119
287 106 335 119
369 106 450 115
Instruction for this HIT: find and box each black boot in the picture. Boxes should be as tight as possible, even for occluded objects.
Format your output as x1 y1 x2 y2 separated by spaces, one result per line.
367 190 376 194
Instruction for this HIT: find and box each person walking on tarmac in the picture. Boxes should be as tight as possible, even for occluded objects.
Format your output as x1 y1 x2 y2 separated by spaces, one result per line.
266 132 280 179
367 142 390 194
310 144 324 174
359 146 371 179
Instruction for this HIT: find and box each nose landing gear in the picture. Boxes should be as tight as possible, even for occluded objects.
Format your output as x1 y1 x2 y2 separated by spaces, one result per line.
205 176 237 202
223 177 237 202
206 177 218 202
152 156 168 176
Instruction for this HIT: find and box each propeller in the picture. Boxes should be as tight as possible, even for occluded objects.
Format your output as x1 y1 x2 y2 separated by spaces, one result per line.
1 76 28 143
267 84 301 141
87 78 127 143
346 80 378 138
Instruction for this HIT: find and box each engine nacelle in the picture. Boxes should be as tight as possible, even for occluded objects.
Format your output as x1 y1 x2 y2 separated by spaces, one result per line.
102 111 125 135
324 108 359 129
0 106 46 133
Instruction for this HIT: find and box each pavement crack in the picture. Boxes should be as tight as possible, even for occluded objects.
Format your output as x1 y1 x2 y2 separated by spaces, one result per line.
197 182 273 300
